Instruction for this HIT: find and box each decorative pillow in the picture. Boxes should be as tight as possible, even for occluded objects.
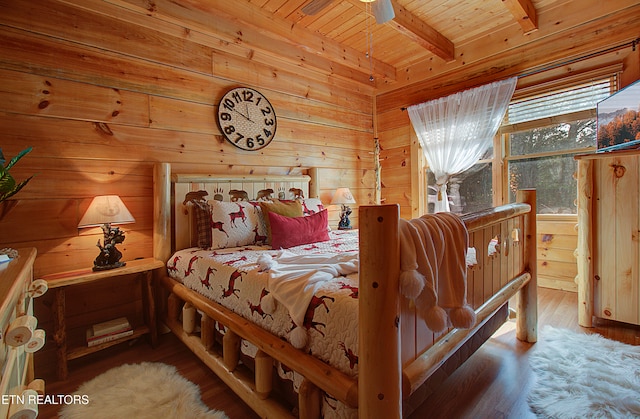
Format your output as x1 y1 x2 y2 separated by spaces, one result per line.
259 200 303 242
300 198 324 216
209 200 268 249
269 210 330 249
193 200 212 249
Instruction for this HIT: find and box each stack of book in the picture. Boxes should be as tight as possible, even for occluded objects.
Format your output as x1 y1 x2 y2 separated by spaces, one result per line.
86 317 133 347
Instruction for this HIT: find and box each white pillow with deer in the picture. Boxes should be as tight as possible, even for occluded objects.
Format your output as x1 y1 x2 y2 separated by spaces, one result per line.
208 200 268 249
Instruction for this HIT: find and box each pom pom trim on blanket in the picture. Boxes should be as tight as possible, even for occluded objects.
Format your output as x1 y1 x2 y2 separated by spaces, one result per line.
399 213 476 333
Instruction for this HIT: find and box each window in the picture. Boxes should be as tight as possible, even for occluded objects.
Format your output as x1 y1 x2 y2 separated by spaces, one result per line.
420 75 617 215
426 150 493 214
504 78 614 214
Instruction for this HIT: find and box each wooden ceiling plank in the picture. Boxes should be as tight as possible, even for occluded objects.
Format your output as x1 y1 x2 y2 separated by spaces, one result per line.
501 0 538 33
104 0 395 82
387 0 455 62
376 4 640 112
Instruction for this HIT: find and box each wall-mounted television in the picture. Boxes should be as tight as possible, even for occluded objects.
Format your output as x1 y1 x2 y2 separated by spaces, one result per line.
596 79 640 152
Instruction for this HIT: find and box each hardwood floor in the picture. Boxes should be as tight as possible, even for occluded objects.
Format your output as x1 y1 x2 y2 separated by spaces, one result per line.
38 287 640 419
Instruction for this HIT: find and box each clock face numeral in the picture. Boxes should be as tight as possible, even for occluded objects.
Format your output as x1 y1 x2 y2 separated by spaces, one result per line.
217 87 277 151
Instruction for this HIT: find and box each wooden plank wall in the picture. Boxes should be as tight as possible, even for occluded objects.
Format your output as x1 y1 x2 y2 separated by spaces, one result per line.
537 215 578 292
0 0 376 278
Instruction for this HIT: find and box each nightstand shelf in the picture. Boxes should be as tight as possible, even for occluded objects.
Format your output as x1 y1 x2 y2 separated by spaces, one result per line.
67 326 149 361
41 258 164 380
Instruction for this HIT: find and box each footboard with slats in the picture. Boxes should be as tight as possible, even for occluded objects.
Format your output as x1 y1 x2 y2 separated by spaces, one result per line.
152 162 537 418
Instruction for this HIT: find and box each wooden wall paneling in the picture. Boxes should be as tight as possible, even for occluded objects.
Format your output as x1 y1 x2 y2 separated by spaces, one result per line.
149 96 217 135
377 108 410 133
536 216 579 291
1 112 371 169
0 157 153 200
0 27 217 104
378 125 412 150
211 49 374 113
105 0 395 82
65 0 384 92
0 69 150 126
25 232 154 278
0 0 213 74
0 196 151 243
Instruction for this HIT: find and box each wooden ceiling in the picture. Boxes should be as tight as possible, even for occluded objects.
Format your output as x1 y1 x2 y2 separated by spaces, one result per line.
204 0 639 97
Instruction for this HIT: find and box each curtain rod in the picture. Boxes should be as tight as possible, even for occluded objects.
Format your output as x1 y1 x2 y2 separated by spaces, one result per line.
400 37 640 111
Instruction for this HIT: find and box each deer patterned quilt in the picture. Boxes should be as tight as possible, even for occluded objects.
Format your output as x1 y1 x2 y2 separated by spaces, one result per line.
166 229 361 380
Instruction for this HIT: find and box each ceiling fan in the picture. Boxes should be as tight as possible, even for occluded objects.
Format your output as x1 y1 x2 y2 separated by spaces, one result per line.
301 0 395 24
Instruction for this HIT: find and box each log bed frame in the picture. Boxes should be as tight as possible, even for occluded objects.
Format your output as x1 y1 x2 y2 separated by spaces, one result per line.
152 162 537 419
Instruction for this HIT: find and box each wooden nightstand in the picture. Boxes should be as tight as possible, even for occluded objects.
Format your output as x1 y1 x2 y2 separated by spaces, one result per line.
41 258 164 380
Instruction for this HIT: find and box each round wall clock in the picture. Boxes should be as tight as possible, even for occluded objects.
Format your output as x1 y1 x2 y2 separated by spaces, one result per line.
217 87 277 151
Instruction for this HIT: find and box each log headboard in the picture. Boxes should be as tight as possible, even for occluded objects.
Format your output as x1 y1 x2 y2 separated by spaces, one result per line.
153 163 319 261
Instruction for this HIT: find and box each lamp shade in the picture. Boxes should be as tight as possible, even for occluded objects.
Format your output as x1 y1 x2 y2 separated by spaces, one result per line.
78 195 135 228
330 188 356 205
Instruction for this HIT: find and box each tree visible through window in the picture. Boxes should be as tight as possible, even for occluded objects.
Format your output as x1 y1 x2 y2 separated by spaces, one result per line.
508 119 596 213
505 78 613 214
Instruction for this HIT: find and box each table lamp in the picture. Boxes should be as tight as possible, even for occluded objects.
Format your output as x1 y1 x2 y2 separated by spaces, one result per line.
78 195 135 271
331 187 356 230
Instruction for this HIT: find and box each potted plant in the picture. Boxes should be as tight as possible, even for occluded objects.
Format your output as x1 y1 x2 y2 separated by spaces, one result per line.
0 147 35 220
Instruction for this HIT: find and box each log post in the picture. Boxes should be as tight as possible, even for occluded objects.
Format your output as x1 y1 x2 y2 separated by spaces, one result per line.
223 330 241 371
201 313 215 351
167 293 181 322
576 159 594 327
52 288 68 380
254 350 273 399
154 162 171 263
516 189 537 343
358 204 401 419
299 378 322 419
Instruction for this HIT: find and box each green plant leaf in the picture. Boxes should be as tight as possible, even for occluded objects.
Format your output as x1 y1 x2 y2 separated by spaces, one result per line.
0 175 33 201
0 147 35 203
4 146 32 171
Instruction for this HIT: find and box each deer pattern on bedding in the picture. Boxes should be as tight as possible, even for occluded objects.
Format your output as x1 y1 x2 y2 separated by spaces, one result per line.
167 229 360 377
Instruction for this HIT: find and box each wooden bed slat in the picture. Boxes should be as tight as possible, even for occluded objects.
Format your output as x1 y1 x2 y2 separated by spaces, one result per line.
402 271 531 396
160 275 359 408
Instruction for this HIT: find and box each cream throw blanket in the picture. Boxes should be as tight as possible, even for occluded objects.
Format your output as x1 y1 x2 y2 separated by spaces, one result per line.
257 250 359 348
398 212 476 333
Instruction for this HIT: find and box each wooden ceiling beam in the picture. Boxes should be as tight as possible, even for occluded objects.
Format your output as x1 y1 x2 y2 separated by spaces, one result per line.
501 0 538 33
387 0 455 62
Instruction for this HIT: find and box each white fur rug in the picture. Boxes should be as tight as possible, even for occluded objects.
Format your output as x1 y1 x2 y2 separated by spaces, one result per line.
528 326 640 418
59 362 228 419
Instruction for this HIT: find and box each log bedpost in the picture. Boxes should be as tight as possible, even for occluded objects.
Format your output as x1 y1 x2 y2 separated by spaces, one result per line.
516 189 538 343
154 162 171 263
358 204 401 419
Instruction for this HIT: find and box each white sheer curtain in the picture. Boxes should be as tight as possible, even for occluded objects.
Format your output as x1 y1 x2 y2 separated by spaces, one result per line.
408 77 517 212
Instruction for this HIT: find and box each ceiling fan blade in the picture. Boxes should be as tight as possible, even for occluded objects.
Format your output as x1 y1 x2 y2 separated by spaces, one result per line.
372 0 395 24
301 0 334 16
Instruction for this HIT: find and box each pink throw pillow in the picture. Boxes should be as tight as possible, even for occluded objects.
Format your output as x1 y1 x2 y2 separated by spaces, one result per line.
269 210 330 249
